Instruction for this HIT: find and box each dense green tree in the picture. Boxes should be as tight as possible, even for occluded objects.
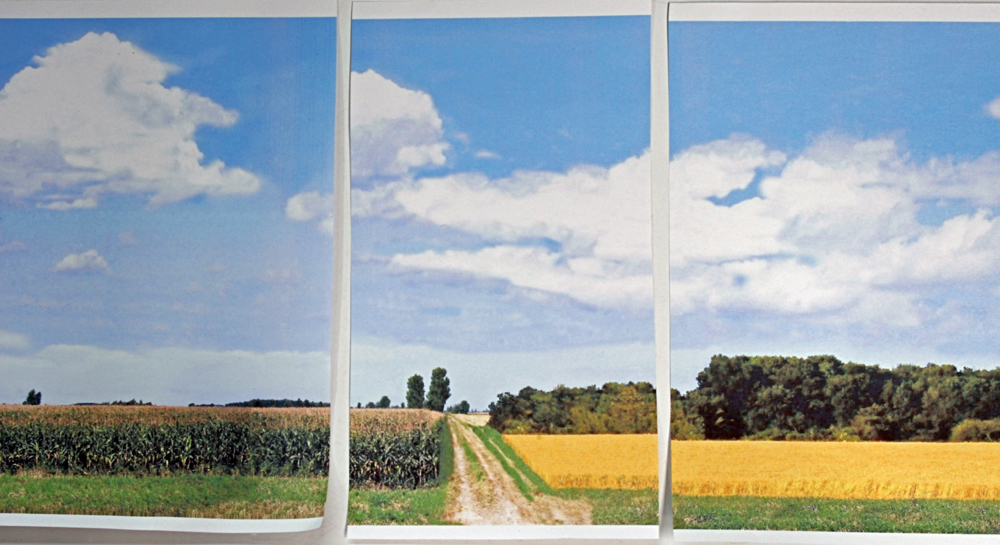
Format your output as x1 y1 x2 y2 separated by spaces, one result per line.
489 382 657 434
426 367 451 412
674 355 1000 441
406 374 425 409
376 395 391 408
22 390 40 406
670 388 703 439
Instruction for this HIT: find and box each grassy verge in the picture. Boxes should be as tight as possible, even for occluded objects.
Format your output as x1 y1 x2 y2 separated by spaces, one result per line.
559 489 659 525
674 495 1000 533
348 487 453 525
438 417 455 485
0 474 326 518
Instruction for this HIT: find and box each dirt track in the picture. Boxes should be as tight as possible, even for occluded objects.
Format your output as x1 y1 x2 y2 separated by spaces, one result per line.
444 416 591 525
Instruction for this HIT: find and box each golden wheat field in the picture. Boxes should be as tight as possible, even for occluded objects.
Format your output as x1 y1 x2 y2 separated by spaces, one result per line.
673 440 1000 500
503 434 658 489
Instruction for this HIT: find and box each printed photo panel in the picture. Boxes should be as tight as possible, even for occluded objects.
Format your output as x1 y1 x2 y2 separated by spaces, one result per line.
347 5 659 532
0 14 334 530
669 4 1000 537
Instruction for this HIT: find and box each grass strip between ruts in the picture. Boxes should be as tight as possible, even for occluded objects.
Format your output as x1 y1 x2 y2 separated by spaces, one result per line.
469 424 534 501
474 425 554 495
455 425 486 483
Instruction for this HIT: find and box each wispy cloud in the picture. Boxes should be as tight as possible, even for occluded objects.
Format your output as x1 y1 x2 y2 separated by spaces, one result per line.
53 249 111 275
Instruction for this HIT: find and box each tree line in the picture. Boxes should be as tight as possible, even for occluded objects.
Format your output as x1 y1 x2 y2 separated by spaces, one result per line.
672 354 1000 441
488 381 656 434
355 367 471 413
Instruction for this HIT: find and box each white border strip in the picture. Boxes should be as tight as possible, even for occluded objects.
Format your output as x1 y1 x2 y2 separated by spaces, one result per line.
0 0 335 18
669 2 1000 22
348 525 659 542
0 514 322 534
353 0 650 19
330 1 354 544
651 0 671 543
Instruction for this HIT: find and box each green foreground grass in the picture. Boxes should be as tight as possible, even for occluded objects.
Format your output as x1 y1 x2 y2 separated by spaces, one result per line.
560 488 659 525
0 474 326 518
348 487 453 525
674 495 1000 533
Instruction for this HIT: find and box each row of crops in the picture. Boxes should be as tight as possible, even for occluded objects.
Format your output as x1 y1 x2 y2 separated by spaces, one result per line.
349 409 446 488
0 406 330 476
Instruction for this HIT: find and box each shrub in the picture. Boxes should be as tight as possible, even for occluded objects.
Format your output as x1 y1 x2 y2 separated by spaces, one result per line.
951 419 1000 442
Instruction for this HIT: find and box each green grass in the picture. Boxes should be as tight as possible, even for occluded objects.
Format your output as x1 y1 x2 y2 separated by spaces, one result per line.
348 487 453 525
674 495 1000 533
437 417 455 485
0 474 326 518
456 428 485 483
558 489 659 525
473 425 553 495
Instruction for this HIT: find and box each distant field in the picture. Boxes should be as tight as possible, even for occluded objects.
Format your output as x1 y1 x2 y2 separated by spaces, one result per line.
0 404 329 427
673 440 1000 500
504 434 657 490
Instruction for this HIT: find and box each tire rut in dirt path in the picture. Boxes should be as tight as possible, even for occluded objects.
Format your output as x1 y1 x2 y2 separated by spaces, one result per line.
444 417 591 525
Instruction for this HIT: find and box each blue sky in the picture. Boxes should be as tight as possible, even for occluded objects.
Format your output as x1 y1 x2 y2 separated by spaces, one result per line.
670 22 1000 391
349 16 653 410
0 19 335 405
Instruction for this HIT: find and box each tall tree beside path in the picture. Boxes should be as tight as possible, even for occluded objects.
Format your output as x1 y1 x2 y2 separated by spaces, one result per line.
406 374 425 409
427 367 451 412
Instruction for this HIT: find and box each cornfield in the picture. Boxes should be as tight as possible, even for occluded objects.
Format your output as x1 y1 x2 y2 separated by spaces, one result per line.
0 405 328 428
673 440 1000 500
349 409 445 489
503 434 658 490
0 405 329 476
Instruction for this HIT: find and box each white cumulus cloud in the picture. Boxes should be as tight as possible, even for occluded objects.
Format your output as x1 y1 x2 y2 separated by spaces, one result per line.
357 153 653 309
986 96 1000 119
53 249 111 275
285 190 334 235
670 133 1000 328
350 69 449 181
0 32 260 209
